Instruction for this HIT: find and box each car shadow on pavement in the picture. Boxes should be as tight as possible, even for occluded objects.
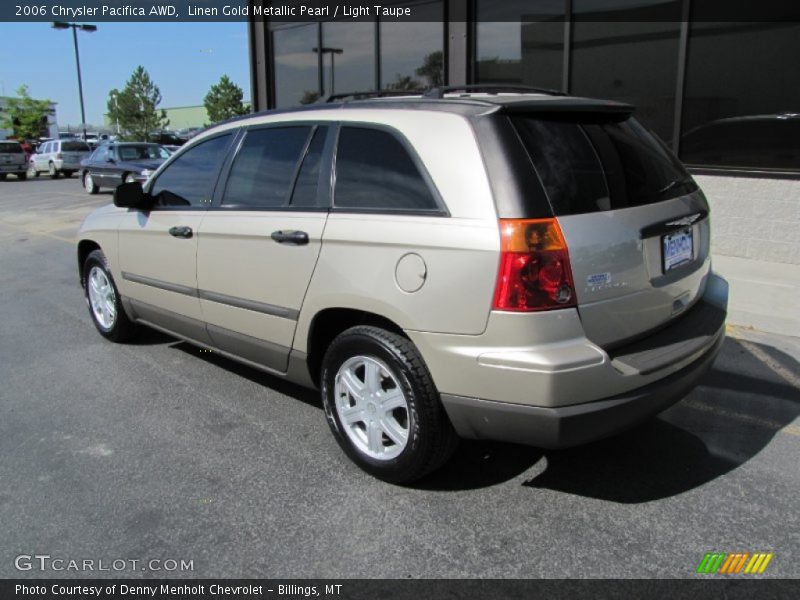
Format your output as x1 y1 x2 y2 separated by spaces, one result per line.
159 333 797 496
521 337 799 503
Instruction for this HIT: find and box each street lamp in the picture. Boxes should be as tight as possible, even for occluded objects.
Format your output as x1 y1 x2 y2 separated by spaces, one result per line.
313 46 343 95
52 21 97 140
110 91 120 135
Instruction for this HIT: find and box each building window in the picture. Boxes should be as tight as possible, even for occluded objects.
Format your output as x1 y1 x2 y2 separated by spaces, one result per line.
571 0 682 142
320 22 376 96
272 23 321 107
475 0 565 90
380 1 444 89
680 19 800 171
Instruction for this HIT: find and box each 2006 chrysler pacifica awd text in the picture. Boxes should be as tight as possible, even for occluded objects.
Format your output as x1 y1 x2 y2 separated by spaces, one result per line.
77 86 728 483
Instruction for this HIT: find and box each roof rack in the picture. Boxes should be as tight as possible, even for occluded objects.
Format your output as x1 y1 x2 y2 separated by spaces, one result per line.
422 84 566 99
318 89 426 103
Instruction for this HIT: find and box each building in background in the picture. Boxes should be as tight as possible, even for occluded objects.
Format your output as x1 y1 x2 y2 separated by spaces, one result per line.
0 96 58 140
248 0 800 335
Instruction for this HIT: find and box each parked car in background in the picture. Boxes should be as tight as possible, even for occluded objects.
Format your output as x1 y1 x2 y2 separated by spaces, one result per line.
29 139 92 179
0 141 28 181
150 131 185 147
80 142 170 194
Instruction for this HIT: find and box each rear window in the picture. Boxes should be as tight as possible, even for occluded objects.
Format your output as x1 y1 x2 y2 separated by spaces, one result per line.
0 142 23 153
512 116 697 216
62 141 90 152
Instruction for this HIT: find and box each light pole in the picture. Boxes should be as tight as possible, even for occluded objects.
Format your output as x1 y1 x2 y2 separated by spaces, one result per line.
52 21 97 140
111 91 120 135
313 46 343 95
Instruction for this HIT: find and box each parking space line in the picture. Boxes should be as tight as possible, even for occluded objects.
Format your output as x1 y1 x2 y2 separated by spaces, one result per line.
683 398 800 437
0 221 73 244
739 339 800 390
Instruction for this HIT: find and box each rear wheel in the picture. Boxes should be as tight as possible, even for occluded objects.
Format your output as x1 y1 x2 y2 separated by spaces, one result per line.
83 172 99 194
48 162 58 179
28 163 39 178
16 172 27 181
0 174 6 181
321 326 458 483
83 249 138 342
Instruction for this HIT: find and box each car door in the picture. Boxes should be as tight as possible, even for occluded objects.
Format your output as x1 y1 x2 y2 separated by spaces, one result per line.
195 124 333 372
116 132 236 344
34 142 50 171
87 145 109 184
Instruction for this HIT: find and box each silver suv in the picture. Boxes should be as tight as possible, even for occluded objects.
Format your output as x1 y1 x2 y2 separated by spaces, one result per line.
0 141 28 181
76 87 728 483
30 139 91 179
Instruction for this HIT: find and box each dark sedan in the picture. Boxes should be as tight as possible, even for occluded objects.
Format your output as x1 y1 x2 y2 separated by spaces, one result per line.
80 143 170 194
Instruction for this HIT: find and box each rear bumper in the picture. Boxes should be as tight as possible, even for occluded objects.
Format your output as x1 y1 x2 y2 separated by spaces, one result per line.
441 328 724 449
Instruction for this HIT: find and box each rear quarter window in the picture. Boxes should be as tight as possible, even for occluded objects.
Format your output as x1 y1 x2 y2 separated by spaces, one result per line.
334 126 441 213
62 141 91 152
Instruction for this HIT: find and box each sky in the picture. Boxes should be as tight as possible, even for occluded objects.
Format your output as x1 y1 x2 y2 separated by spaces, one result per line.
0 22 250 127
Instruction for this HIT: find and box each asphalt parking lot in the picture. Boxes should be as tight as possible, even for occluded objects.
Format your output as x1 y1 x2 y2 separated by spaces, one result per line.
1 176 798 579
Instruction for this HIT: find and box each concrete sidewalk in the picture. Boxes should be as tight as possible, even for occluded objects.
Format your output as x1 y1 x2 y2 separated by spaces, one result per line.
712 254 800 338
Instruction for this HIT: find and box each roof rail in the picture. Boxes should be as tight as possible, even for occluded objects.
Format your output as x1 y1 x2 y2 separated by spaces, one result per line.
423 84 566 99
317 89 426 103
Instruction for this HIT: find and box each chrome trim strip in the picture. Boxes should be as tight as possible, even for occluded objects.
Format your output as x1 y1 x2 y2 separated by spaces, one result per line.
198 289 300 321
122 271 198 297
122 271 299 321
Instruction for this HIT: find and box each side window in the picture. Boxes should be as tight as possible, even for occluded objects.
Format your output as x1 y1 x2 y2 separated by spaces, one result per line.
43 142 52 154
94 146 109 162
221 126 311 209
334 127 439 212
290 126 329 208
150 134 232 208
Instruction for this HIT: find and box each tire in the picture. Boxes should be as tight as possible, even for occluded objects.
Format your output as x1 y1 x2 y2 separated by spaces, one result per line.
83 172 99 194
62 170 73 178
83 249 138 342
28 163 39 178
123 172 136 184
0 174 6 181
48 162 58 179
17 172 27 181
321 325 458 483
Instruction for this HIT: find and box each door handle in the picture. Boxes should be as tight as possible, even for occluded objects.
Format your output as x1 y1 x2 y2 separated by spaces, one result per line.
271 230 309 245
168 226 193 239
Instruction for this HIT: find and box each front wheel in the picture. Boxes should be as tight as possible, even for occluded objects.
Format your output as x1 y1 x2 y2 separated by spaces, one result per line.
28 163 39 178
83 249 138 342
16 172 27 181
321 326 458 483
83 172 99 194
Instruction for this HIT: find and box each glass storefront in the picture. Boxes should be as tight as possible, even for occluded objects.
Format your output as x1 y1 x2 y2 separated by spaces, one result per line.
266 1 799 173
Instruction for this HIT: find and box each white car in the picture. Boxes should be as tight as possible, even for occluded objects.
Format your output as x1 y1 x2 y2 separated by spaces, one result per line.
29 139 92 179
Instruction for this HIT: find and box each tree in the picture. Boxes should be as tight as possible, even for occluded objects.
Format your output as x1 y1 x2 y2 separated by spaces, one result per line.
387 74 422 91
415 51 444 88
204 75 248 124
107 66 169 141
299 90 321 105
0 85 52 141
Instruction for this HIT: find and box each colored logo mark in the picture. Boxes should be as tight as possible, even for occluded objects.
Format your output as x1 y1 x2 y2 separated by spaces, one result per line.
697 552 774 574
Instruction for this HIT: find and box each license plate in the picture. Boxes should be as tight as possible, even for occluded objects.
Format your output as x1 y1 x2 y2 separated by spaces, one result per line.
662 228 694 272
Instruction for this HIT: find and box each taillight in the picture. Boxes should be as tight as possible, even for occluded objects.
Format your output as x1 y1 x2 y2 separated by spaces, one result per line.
493 218 577 312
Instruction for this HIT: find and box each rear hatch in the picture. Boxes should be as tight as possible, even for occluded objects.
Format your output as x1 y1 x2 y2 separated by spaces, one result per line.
0 142 26 169
509 111 711 348
61 141 91 163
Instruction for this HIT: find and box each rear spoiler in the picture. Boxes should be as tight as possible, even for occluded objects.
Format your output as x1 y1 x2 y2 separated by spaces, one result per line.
496 97 635 120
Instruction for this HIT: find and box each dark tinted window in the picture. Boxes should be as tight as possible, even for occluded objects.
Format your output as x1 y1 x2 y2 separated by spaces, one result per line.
62 141 90 152
222 127 311 208
681 20 800 170
513 116 696 216
0 142 23 153
290 127 328 208
334 127 438 212
150 134 232 208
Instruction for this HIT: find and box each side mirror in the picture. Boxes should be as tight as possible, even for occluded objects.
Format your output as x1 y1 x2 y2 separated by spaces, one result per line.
114 182 151 210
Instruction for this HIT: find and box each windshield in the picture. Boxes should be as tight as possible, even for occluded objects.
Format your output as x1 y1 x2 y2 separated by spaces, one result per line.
0 142 23 153
117 145 170 161
512 115 697 215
